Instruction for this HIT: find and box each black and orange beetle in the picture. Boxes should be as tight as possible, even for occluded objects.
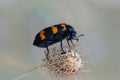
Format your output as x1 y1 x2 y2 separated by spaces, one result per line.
33 23 84 59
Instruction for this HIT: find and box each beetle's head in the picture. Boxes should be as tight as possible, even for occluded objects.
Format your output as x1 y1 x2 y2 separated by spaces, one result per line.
67 25 78 41
71 31 78 40
67 25 84 41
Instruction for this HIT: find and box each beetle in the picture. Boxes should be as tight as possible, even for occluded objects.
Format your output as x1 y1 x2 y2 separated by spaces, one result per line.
33 23 84 59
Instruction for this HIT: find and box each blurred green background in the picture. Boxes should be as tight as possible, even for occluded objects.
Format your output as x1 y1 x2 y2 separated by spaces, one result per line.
0 0 120 80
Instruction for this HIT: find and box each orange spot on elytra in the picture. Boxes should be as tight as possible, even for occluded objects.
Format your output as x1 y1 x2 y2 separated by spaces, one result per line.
61 24 66 31
51 26 58 34
40 30 46 40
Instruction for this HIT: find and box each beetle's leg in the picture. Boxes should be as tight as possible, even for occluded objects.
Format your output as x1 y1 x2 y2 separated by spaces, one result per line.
46 47 49 60
67 39 71 47
70 39 75 47
66 36 71 48
60 40 65 53
46 42 49 60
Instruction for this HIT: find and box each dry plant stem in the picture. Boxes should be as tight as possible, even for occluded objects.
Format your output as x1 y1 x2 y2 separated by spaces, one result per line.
12 65 40 80
12 46 87 80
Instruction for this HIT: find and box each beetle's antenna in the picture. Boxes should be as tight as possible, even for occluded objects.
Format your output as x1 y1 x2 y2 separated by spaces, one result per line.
74 34 85 42
77 34 85 38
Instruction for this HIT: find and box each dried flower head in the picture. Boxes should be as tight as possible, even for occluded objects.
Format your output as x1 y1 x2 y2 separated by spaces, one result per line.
40 46 88 80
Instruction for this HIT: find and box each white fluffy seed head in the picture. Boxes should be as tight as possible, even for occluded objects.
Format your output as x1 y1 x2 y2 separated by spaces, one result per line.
41 47 87 78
